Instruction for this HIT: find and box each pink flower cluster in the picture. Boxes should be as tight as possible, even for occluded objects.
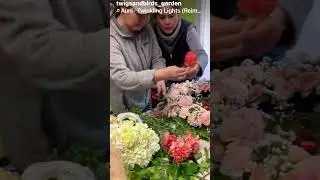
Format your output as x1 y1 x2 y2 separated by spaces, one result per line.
179 105 210 127
161 132 200 163
268 69 320 99
163 81 210 127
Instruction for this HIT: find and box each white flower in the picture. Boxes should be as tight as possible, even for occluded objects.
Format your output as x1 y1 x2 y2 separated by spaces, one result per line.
110 120 160 168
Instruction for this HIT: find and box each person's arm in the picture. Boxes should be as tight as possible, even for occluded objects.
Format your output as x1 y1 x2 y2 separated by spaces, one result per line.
186 25 209 76
0 0 108 91
277 0 314 47
110 36 156 91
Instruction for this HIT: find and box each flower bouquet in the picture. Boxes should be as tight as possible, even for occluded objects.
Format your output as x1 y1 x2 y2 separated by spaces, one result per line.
110 110 210 180
211 54 320 180
154 80 210 127
110 113 160 168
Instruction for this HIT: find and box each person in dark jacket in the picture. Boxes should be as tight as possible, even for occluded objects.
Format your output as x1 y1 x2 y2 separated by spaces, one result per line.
152 0 209 86
0 0 110 172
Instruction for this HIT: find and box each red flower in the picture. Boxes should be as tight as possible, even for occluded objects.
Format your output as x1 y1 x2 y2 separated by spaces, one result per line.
184 51 197 67
184 131 200 153
238 0 277 18
300 141 316 153
153 111 163 119
161 132 201 163
169 138 192 163
294 132 318 153
161 132 177 152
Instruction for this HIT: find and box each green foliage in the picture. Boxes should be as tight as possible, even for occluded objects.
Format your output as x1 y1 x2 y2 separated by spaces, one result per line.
180 0 197 23
129 107 144 116
126 148 210 180
141 114 209 141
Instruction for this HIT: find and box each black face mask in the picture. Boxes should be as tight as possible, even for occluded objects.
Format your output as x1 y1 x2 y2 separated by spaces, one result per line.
210 0 238 19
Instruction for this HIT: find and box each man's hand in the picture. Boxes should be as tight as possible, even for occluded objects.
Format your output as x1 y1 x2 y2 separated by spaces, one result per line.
186 64 200 79
156 80 166 98
211 7 287 60
211 16 257 61
241 6 287 56
155 66 187 82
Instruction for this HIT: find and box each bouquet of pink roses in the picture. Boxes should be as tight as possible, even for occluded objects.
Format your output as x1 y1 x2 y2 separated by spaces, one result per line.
155 80 210 127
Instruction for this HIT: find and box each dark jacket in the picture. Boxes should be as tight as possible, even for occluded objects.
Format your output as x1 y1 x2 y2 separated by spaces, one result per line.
0 0 109 170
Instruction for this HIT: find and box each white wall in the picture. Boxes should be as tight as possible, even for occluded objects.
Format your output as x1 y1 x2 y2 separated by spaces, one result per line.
196 0 210 80
287 1 320 60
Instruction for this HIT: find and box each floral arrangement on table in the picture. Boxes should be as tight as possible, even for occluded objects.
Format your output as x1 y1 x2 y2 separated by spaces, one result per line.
110 80 211 180
110 112 210 179
211 55 320 180
154 80 210 127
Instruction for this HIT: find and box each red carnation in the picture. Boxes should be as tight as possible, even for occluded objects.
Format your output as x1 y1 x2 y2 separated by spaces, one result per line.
161 132 177 152
169 138 192 163
184 51 197 67
161 132 201 163
238 0 277 18
184 131 200 153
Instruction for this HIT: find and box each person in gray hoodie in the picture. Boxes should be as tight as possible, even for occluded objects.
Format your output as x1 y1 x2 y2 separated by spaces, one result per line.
110 0 189 114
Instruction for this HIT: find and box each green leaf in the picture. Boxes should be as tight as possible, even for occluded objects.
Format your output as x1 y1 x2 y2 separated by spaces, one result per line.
129 107 144 115
141 114 209 140
195 152 202 160
184 162 199 175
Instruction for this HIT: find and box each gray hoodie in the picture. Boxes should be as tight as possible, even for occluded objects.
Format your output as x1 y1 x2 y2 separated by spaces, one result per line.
110 17 166 114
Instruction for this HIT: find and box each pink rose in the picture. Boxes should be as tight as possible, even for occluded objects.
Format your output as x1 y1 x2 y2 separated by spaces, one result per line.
218 108 265 145
178 107 190 119
187 114 199 126
169 89 180 99
220 143 254 178
248 84 264 100
292 72 320 93
178 95 193 106
168 105 180 117
199 83 210 93
273 78 295 99
200 111 210 126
